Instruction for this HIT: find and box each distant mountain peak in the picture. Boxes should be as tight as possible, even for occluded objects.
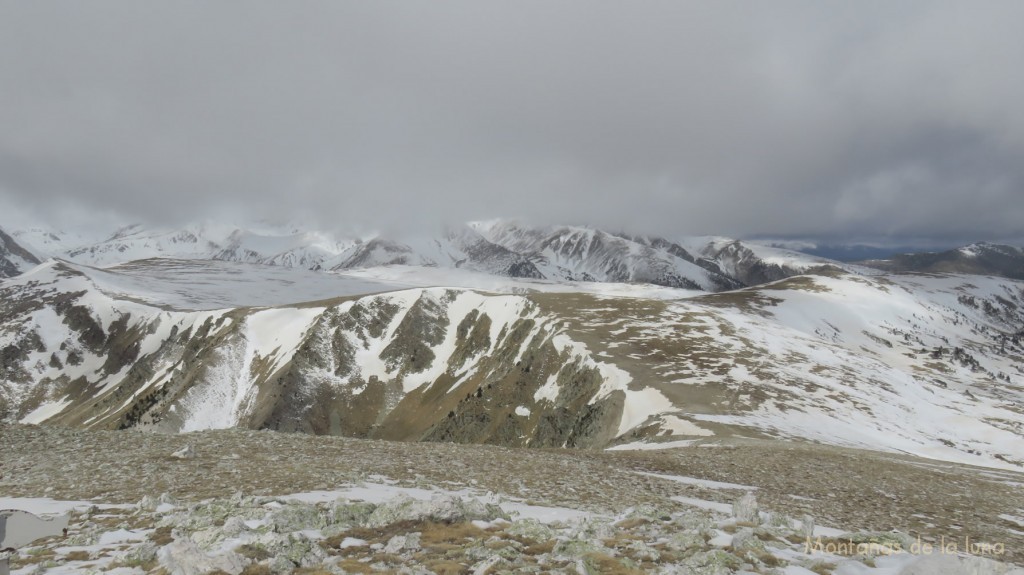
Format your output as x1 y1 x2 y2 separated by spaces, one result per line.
862 242 1024 280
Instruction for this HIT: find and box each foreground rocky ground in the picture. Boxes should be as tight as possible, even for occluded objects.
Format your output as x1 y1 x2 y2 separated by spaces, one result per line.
2 425 1023 573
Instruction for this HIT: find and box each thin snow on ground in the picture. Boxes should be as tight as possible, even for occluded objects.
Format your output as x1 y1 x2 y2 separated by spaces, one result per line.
670 496 734 514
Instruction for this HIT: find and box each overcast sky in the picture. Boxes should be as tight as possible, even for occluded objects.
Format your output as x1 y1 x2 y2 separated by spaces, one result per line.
0 1 1022 243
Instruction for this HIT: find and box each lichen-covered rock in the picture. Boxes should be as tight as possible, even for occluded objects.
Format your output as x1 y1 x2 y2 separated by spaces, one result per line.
732 493 760 524
505 518 555 542
268 503 325 532
384 532 422 554
253 531 327 569
160 497 266 533
157 540 246 575
730 528 767 562
464 538 523 561
327 499 377 528
665 530 705 553
471 554 508 575
137 494 159 512
365 494 505 527
799 514 815 538
683 549 743 575
552 538 607 559
268 554 296 574
568 517 616 540
624 503 672 522
626 539 660 561
765 511 793 529
673 510 715 532
222 516 249 537
114 541 158 566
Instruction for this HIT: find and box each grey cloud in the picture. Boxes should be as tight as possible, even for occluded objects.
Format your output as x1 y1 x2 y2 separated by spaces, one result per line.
0 1 1022 243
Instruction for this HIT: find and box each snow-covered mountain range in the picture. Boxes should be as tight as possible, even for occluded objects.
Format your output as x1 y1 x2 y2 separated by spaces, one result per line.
1 220 847 290
2 248 1022 471
2 218 1023 472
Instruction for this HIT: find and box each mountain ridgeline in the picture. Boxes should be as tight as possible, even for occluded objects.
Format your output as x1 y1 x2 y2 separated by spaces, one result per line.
6 221 854 291
860 242 1024 280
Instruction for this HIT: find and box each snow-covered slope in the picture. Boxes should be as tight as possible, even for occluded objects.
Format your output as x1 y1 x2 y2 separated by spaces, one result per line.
558 272 1024 470
0 227 41 278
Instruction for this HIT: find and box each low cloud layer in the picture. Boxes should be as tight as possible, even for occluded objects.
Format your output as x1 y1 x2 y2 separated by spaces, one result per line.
1 1 1022 243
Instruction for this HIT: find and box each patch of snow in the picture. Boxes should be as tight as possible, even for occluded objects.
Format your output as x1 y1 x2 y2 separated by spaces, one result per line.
633 471 757 491
605 439 700 451
659 415 715 436
98 529 148 545
20 398 73 425
339 537 367 548
670 496 734 514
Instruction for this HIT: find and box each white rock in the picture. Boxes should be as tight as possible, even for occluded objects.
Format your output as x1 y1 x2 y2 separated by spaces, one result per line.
171 445 196 460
